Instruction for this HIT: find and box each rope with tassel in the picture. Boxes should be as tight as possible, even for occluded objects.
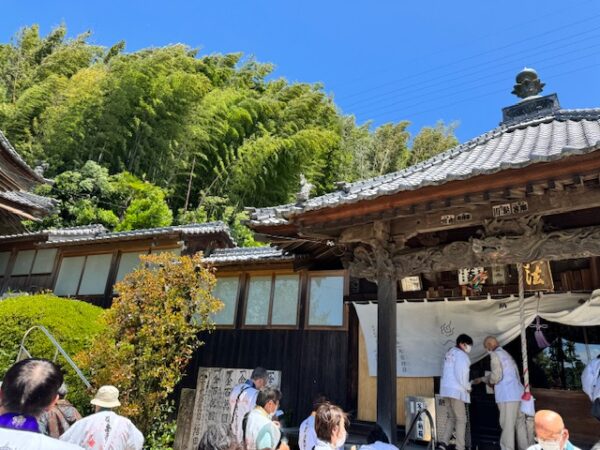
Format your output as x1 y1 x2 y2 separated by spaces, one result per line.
517 263 533 404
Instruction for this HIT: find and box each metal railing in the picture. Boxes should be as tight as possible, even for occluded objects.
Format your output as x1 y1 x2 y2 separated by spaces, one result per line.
17 325 91 389
399 408 436 450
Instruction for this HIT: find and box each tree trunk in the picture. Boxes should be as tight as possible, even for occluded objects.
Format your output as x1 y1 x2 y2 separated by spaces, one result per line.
183 155 196 211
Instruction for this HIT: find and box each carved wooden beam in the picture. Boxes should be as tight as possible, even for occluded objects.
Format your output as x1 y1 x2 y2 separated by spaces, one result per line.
387 182 600 241
296 151 600 227
305 179 600 242
347 223 600 280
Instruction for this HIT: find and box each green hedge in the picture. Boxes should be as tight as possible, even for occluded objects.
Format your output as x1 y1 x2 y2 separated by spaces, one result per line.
0 294 106 412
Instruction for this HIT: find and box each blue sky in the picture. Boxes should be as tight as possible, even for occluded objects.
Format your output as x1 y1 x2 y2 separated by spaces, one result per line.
1 0 599 143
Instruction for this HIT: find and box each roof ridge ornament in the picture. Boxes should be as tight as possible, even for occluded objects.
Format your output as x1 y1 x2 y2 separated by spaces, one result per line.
512 67 545 100
502 69 560 125
296 174 314 205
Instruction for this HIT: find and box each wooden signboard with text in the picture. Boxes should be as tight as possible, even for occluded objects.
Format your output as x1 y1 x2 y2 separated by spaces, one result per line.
185 367 282 450
523 260 554 291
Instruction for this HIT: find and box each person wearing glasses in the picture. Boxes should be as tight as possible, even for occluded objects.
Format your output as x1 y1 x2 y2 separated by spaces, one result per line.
245 388 288 450
526 410 580 450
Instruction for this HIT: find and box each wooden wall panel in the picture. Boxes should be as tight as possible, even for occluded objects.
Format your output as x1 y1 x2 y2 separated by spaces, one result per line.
5 276 32 292
180 328 350 426
27 274 54 292
357 328 434 425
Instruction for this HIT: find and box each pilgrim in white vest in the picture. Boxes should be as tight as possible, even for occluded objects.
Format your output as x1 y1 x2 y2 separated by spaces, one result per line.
437 333 474 450
479 336 533 450
229 367 269 444
581 354 600 421
245 387 287 450
299 394 329 450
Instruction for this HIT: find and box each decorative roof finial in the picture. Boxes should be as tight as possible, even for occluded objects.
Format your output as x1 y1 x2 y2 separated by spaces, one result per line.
34 162 49 177
296 174 314 204
512 67 545 100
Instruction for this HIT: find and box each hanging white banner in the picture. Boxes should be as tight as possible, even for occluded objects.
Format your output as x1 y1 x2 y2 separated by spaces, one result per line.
354 290 600 377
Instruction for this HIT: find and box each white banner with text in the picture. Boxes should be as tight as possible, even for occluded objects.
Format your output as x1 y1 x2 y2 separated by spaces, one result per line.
354 290 600 377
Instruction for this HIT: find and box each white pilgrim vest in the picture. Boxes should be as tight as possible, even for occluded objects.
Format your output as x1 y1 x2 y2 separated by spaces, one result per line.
361 441 400 450
581 358 600 401
440 347 471 403
493 347 524 403
299 414 318 450
0 428 82 450
229 382 259 444
59 410 144 449
245 408 281 450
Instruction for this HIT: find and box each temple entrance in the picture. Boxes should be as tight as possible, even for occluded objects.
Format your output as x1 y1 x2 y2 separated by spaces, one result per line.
471 323 600 448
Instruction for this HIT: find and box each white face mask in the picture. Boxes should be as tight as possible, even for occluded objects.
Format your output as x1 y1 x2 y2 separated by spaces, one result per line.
538 439 562 450
334 429 347 448
463 344 472 354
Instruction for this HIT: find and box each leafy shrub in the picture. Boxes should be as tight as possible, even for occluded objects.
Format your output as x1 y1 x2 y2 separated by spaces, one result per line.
0 294 106 412
77 253 221 434
143 401 177 450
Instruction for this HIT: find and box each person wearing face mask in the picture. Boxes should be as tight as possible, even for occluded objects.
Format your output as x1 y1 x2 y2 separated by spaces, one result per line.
245 387 289 450
526 410 580 450
314 402 349 450
481 336 532 450
299 394 329 450
437 334 474 450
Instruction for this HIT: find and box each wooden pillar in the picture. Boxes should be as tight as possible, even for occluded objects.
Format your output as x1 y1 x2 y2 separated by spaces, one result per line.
372 221 398 444
590 256 600 289
377 270 398 444
348 221 399 443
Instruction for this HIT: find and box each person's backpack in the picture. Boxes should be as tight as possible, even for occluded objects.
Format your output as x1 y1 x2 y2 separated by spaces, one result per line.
242 411 250 445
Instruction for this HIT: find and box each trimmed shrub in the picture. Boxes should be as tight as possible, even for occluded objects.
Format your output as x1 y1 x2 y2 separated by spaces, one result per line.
0 294 106 411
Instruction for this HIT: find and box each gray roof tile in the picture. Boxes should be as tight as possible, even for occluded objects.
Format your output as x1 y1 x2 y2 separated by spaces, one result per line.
0 191 56 211
0 130 46 184
204 246 298 265
42 222 235 245
0 222 235 246
248 108 600 226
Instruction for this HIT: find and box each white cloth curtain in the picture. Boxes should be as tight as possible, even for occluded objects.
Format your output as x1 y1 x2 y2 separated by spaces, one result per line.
353 290 600 377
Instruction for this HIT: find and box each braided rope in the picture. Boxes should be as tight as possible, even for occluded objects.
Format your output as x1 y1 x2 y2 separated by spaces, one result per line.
517 263 532 400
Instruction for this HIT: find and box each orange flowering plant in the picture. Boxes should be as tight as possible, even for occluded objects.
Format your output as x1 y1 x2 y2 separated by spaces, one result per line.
76 252 222 433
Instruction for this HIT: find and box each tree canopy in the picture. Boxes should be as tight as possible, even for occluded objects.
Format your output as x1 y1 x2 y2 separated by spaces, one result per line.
26 161 172 231
1 24 460 242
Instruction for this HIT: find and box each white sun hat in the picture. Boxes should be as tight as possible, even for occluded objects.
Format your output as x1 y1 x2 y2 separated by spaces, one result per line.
90 385 121 408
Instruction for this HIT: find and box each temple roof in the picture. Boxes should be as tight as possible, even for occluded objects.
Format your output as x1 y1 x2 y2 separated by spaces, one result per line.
0 222 236 247
204 246 299 265
248 106 600 227
0 191 56 212
0 130 47 185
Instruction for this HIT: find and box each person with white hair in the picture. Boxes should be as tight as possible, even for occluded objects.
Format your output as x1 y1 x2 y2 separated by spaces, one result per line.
0 358 82 449
60 385 144 449
481 336 531 450
38 382 82 437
